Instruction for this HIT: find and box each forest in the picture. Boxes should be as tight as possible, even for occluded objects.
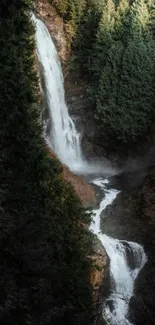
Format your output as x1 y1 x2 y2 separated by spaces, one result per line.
53 0 155 143
1 0 155 324
0 1 94 324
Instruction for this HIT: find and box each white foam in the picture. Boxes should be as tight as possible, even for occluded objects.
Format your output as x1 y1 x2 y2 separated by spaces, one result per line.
90 180 147 325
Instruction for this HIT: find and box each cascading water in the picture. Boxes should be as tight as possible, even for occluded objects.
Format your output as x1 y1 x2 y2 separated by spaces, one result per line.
33 14 115 177
90 179 147 325
33 14 83 171
33 14 147 325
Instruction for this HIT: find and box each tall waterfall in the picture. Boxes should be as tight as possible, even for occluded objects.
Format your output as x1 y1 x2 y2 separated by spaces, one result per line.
33 14 116 176
90 179 147 325
33 14 83 171
33 14 147 325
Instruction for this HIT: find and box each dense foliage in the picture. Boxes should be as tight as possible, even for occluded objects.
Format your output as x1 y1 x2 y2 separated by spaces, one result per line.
53 0 155 143
94 0 155 142
0 1 94 324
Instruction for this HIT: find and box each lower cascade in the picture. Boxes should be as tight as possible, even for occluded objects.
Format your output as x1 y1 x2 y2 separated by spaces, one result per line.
33 14 147 325
91 179 147 324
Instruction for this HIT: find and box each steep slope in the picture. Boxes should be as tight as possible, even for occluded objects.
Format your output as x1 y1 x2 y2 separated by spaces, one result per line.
47 148 96 207
0 1 96 324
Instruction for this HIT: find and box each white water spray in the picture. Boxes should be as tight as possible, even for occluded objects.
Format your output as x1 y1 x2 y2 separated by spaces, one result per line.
90 179 147 325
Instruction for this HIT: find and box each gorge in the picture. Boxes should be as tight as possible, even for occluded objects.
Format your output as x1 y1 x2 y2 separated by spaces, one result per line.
33 14 148 325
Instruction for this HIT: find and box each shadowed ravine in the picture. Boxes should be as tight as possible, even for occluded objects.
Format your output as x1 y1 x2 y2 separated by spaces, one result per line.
33 14 147 325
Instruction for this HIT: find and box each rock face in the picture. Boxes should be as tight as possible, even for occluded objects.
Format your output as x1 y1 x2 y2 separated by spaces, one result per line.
89 240 109 325
65 72 101 160
35 0 69 63
47 147 96 208
90 242 109 292
102 168 155 248
62 165 96 208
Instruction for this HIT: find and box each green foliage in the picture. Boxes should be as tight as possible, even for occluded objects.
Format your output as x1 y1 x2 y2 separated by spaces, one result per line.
52 0 86 41
52 0 104 69
54 0 155 143
0 1 94 324
96 37 155 142
75 0 104 73
95 0 155 142
91 0 116 79
52 0 69 15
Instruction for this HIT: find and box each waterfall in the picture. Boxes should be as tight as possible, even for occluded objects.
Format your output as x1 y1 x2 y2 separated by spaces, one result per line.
33 14 147 325
33 14 115 177
33 14 83 171
90 179 147 325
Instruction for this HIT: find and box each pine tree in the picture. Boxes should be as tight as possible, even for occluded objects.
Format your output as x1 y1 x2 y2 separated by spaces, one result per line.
74 0 104 72
95 0 155 142
91 0 116 79
0 1 94 324
51 0 155 144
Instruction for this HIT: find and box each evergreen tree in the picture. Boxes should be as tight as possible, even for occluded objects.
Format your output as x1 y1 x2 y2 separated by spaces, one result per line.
75 0 107 72
0 1 94 324
55 0 155 144
114 0 130 42
91 0 116 79
95 0 155 142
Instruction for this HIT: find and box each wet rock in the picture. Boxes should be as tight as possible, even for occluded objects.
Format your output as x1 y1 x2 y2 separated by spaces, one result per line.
101 168 155 247
108 168 148 192
90 244 108 290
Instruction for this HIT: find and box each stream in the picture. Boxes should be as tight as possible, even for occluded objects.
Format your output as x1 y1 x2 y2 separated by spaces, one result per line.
90 179 147 324
33 14 147 325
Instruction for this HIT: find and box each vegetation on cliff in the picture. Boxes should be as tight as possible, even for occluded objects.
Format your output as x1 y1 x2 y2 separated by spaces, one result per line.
53 0 155 143
0 1 94 324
